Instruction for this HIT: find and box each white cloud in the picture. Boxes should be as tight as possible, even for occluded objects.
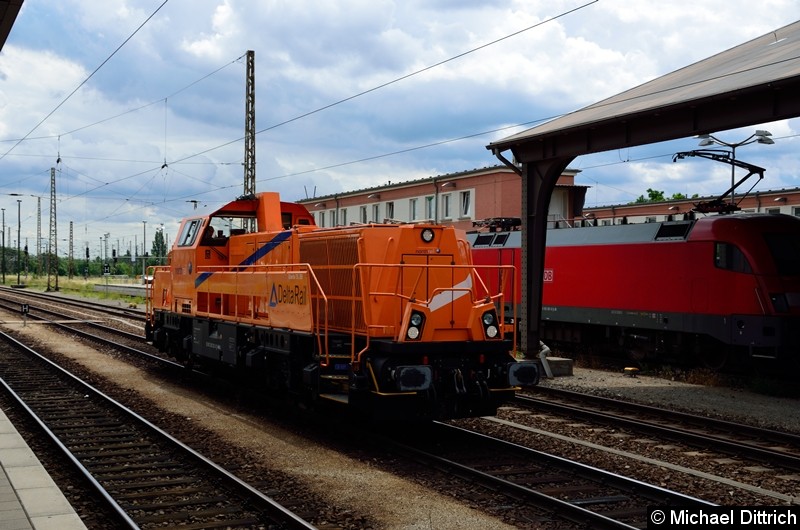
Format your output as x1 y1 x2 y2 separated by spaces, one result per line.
181 1 238 61
0 0 797 247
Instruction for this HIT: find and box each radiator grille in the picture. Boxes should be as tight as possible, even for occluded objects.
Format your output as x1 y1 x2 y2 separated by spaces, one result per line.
301 235 365 332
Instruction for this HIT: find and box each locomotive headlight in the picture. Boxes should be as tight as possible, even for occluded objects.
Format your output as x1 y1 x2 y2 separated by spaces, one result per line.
481 310 499 339
406 311 425 340
420 228 435 243
770 293 789 313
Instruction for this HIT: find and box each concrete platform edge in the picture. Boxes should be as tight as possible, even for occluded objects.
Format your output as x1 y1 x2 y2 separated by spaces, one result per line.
0 407 87 530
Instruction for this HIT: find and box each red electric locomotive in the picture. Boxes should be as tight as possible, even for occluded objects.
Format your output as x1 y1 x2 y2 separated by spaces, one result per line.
469 213 800 369
146 192 538 421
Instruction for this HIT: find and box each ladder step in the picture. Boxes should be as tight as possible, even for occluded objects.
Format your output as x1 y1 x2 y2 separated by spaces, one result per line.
320 393 349 404
321 374 349 381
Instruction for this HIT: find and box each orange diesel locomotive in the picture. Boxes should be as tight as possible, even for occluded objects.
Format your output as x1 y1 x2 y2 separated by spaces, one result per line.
145 192 538 420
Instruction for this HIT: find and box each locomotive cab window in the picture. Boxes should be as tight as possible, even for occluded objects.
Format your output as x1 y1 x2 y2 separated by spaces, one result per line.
178 219 203 247
764 232 800 275
714 242 752 273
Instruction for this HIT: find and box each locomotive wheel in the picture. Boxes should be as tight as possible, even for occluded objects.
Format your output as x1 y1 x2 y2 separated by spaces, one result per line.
699 346 729 370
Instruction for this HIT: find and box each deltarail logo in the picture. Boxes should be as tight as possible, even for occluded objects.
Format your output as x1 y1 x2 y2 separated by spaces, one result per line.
648 507 798 528
269 282 308 307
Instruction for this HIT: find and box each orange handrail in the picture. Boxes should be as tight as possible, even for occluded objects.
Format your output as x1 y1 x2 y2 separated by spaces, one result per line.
351 262 517 363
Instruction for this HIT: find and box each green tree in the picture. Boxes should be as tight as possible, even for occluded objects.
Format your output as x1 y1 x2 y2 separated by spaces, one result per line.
670 192 699 200
633 188 666 203
150 229 168 265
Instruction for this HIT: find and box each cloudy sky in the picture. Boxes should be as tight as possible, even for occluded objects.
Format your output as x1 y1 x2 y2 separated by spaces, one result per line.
0 0 797 259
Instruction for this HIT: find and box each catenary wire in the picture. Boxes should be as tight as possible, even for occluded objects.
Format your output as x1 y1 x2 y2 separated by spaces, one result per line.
0 0 171 161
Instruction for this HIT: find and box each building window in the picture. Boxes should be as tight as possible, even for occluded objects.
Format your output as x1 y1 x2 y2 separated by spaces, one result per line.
410 198 418 220
442 194 451 219
340 208 347 226
372 204 380 222
645 216 656 223
459 191 471 218
386 201 394 220
425 196 434 220
319 211 325 227
766 207 781 215
359 206 367 224
329 210 336 226
793 206 800 217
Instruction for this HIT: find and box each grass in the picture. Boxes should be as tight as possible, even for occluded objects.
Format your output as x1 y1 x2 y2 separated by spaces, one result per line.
1 276 146 306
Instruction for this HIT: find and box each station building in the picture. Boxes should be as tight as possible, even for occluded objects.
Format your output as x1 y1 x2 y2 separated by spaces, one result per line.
298 164 800 231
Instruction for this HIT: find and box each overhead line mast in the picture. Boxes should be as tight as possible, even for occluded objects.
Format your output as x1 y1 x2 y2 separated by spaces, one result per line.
243 50 256 231
47 167 58 291
243 50 255 196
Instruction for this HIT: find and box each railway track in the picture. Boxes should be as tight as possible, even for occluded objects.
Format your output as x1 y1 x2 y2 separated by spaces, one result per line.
0 296 170 369
0 286 146 323
378 421 713 529
518 386 800 473
0 330 315 529
4 290 789 525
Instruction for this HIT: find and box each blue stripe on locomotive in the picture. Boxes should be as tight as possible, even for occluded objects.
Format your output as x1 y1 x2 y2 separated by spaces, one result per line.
194 230 293 288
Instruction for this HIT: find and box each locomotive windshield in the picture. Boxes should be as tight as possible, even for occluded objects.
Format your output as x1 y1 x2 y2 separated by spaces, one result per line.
764 232 800 275
178 219 203 247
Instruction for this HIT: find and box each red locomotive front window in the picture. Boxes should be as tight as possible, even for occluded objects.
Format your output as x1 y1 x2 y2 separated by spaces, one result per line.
764 232 800 275
714 242 752 273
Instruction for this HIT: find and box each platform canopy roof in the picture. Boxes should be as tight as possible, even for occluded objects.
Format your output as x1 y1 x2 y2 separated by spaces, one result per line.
486 19 800 356
0 1 22 51
488 19 800 164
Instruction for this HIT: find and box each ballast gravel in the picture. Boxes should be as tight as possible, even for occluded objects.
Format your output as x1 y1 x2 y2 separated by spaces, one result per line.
4 312 799 528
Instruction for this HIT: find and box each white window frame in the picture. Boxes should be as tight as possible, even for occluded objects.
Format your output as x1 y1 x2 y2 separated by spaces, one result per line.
425 196 434 220
459 191 471 218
